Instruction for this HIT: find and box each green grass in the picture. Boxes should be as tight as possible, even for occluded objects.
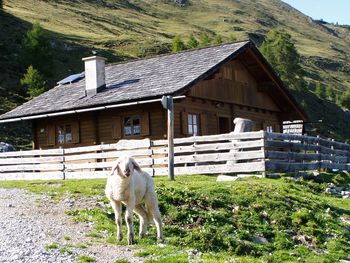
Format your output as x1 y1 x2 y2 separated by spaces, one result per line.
59 248 73 254
77 255 96 263
1 0 350 143
114 260 130 263
65 243 89 249
45 243 59 250
2 173 350 262
85 232 103 239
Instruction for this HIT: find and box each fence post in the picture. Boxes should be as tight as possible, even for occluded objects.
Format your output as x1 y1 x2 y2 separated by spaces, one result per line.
347 143 350 172
316 135 321 171
331 139 335 169
261 131 266 177
60 147 66 180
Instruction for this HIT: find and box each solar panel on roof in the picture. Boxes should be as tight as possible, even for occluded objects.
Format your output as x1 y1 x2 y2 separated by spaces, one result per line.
57 72 85 85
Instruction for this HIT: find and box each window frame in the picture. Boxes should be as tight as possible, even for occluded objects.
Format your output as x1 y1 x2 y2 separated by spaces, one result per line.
266 125 273 133
123 115 141 137
56 123 74 145
187 113 200 136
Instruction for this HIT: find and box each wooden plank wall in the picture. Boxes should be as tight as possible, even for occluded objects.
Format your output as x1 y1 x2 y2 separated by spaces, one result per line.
34 103 167 149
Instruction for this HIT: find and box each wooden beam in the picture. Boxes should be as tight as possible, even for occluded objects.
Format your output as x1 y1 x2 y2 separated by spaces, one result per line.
167 96 175 180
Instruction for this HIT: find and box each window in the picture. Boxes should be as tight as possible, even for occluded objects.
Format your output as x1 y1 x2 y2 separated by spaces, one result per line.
124 116 141 136
188 114 199 135
266 125 273 133
57 124 72 144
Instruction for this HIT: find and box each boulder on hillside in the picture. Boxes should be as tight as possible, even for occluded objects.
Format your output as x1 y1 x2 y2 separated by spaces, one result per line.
0 142 15 152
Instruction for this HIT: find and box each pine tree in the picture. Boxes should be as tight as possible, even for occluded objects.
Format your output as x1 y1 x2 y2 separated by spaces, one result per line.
315 82 326 99
213 34 223 45
325 86 335 101
20 66 47 98
171 35 186 53
340 90 350 109
187 34 199 49
260 29 304 89
199 33 211 47
22 22 53 77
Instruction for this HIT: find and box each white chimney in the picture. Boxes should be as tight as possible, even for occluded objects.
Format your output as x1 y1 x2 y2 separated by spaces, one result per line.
82 56 107 96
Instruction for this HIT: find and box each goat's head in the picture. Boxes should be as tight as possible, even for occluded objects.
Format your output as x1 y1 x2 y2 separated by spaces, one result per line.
111 156 141 178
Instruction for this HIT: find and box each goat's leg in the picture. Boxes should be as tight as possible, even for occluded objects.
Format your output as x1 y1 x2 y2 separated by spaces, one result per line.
134 205 148 238
110 200 123 241
125 207 135 245
145 194 163 242
151 207 163 243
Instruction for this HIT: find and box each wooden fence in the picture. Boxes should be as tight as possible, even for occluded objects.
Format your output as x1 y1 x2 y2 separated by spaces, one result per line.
0 131 349 180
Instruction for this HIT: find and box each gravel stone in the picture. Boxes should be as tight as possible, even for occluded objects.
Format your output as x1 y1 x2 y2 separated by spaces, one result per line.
0 188 143 263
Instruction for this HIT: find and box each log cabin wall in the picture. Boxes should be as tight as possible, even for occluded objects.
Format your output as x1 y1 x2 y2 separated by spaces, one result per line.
33 103 166 149
185 58 282 134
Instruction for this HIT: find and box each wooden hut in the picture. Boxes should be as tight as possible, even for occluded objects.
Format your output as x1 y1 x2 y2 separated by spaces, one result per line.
0 41 306 149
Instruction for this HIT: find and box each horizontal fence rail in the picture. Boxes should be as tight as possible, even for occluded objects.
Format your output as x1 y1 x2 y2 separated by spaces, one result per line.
265 133 350 172
0 131 349 180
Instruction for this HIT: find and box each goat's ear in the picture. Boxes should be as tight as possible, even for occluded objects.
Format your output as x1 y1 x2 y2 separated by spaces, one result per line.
110 162 119 176
131 158 141 172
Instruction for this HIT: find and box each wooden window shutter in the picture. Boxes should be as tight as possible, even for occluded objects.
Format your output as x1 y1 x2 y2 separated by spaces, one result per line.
46 124 55 146
200 113 208 135
140 112 150 136
71 121 80 143
181 111 188 135
111 116 122 139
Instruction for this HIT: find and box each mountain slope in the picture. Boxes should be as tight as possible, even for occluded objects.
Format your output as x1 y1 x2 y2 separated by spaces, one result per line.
1 0 350 143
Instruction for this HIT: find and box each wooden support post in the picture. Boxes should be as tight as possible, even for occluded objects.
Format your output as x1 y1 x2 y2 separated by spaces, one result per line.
60 147 66 180
167 96 174 180
162 95 175 180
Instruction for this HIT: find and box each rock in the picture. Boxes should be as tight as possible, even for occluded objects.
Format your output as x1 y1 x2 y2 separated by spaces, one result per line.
334 186 344 192
312 171 320 176
216 175 239 182
325 188 335 194
232 206 240 214
266 173 281 179
7 204 13 208
252 236 269 244
0 142 15 152
327 183 336 188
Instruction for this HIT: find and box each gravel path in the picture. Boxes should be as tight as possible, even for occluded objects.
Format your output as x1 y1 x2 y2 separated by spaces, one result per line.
0 188 142 263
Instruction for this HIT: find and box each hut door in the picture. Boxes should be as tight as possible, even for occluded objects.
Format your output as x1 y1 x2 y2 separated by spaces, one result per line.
218 117 230 134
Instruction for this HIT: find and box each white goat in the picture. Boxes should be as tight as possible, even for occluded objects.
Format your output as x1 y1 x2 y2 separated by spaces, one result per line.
105 156 163 245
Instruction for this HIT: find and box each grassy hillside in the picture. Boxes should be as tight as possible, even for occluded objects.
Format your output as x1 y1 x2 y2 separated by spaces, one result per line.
1 174 350 262
1 0 350 143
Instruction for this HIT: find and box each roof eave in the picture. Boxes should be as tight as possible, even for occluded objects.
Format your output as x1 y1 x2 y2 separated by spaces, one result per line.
0 95 187 124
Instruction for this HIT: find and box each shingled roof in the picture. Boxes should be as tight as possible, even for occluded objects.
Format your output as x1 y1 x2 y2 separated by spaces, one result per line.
0 40 306 121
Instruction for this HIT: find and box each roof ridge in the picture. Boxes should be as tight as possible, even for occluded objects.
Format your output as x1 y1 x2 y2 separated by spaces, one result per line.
106 40 251 68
